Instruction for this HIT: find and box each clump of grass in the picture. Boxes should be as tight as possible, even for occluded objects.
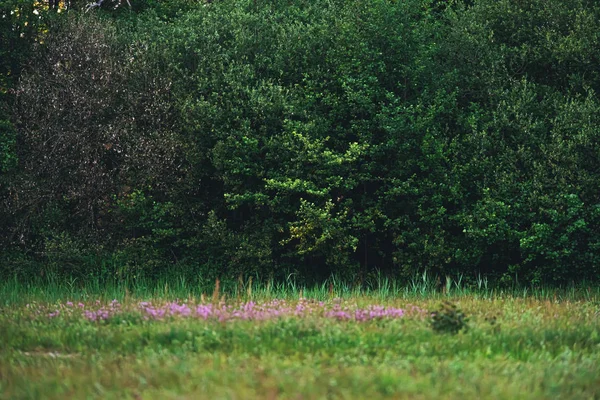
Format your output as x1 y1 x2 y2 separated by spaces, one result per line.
430 301 469 334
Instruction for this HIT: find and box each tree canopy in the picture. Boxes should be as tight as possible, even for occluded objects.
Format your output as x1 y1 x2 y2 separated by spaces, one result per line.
2 0 600 286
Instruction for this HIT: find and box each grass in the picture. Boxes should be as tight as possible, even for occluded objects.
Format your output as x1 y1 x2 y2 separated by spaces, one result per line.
1 277 599 399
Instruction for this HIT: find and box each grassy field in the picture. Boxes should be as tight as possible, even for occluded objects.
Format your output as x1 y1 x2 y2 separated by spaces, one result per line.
1 278 599 399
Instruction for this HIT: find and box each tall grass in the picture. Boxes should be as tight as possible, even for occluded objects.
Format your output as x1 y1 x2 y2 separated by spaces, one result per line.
2 273 599 306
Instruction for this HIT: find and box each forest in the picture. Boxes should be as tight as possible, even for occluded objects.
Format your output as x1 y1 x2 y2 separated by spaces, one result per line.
2 0 600 287
2 2 600 399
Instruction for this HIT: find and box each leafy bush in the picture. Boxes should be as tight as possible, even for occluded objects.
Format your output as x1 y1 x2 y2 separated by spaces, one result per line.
430 301 469 334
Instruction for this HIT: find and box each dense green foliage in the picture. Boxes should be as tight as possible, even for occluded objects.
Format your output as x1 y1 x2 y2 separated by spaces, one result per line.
2 0 600 285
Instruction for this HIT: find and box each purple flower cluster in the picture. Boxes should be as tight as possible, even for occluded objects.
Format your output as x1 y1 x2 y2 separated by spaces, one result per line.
32 298 425 323
82 299 121 322
25 300 114 321
138 299 408 322
139 299 315 321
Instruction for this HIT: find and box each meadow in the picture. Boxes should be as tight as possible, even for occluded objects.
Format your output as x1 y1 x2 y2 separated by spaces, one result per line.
1 277 599 399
